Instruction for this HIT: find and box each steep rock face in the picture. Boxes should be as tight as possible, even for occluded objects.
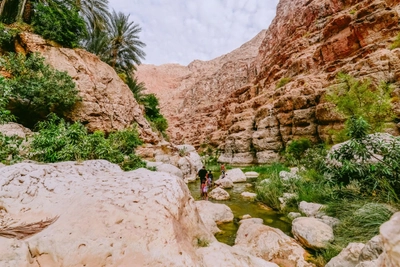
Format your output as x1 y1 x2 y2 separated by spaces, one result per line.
137 0 400 164
16 32 160 144
136 30 267 147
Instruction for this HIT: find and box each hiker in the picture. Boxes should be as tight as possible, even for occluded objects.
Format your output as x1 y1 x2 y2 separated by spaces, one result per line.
201 178 210 200
198 166 208 194
207 170 213 187
220 164 226 175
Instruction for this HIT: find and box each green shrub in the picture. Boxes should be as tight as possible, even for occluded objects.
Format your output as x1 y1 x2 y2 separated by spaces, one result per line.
255 163 289 211
30 114 144 170
1 53 80 127
32 1 86 48
0 23 19 51
285 138 312 165
326 73 394 133
276 77 291 89
326 117 400 202
0 132 23 164
141 94 168 134
390 32 400 50
0 77 15 124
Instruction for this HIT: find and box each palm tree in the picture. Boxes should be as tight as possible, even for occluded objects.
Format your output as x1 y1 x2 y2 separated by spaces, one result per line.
108 10 146 73
83 27 110 61
72 0 110 31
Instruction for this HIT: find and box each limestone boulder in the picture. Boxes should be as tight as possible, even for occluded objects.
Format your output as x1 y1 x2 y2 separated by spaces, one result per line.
317 215 340 228
241 192 257 200
209 187 230 201
239 218 264 225
0 160 215 266
214 177 234 189
197 242 279 267
292 217 334 249
288 212 302 220
234 219 314 267
298 201 325 217
244 171 259 178
195 201 234 234
226 168 247 183
358 235 383 262
379 212 400 267
17 32 159 144
155 163 184 179
0 122 32 138
326 243 365 267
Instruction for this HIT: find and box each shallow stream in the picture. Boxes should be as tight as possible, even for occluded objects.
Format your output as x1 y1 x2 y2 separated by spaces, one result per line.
187 172 291 245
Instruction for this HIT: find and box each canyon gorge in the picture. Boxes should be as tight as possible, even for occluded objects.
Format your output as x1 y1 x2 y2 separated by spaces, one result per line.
137 0 400 165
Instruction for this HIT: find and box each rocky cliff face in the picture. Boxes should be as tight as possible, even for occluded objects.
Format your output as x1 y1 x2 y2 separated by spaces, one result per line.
137 0 400 164
15 32 160 144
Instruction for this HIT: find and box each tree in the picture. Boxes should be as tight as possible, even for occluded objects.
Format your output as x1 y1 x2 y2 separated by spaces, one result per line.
326 73 394 133
108 10 145 73
32 1 87 48
126 74 146 103
72 0 110 31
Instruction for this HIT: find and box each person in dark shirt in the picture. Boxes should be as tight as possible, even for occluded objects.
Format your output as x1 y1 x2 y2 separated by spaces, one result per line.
207 170 213 187
198 166 208 194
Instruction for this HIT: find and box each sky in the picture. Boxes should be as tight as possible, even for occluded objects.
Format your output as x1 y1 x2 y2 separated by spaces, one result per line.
108 0 279 66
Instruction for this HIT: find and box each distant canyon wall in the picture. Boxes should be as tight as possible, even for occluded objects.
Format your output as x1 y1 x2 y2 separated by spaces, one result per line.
137 0 400 164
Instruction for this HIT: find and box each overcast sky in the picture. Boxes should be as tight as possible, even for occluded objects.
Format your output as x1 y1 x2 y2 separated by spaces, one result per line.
108 0 279 66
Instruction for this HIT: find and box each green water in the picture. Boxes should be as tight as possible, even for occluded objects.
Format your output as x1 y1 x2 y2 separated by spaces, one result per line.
188 174 292 246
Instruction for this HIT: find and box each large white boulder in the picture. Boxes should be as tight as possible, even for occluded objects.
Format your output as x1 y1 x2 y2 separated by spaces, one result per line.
326 243 365 267
292 217 334 249
379 212 400 267
241 192 257 200
226 168 247 183
195 201 234 234
244 171 259 178
234 219 314 267
209 187 230 200
0 122 33 138
197 242 279 267
0 160 215 266
155 162 184 178
214 177 234 188
298 201 325 217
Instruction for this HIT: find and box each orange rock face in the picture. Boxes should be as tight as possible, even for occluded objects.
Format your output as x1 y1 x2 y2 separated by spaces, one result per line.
137 0 400 164
16 32 160 144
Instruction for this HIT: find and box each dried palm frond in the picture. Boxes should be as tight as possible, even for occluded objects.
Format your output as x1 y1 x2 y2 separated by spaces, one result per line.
0 216 59 239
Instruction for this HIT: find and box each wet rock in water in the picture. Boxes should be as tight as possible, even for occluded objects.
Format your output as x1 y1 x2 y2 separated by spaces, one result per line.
239 218 263 225
214 177 234 189
226 168 247 183
197 242 279 267
241 192 257 200
245 171 259 178
241 214 252 220
235 219 314 267
209 187 230 200
288 212 302 220
195 201 234 234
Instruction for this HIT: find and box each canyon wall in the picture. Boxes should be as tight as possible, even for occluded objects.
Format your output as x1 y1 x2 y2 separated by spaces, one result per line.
137 0 400 164
15 32 160 144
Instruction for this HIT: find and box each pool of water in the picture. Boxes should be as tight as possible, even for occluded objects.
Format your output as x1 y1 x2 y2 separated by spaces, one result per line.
187 174 292 246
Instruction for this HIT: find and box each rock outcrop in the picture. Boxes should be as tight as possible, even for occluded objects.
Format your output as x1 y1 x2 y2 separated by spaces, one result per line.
0 160 279 267
137 0 400 164
15 32 160 144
